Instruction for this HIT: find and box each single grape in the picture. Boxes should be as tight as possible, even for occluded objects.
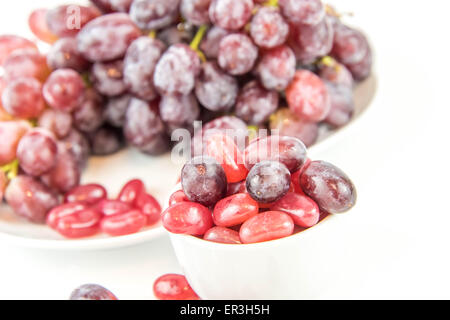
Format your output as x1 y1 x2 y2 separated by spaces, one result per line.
154 44 201 95
286 70 330 122
90 126 123 156
46 5 100 38
269 108 319 147
218 33 258 76
157 25 194 46
318 57 353 89
28 8 58 44
117 179 145 206
240 211 294 244
181 0 211 25
17 129 58 177
90 60 128 97
162 201 213 235
124 98 169 154
3 49 50 82
200 26 230 59
47 38 90 72
204 226 241 244
129 0 180 30
244 135 307 173
77 13 141 62
124 36 165 101
61 129 91 169
70 284 117 300
181 156 227 206
104 94 131 127
0 121 31 165
90 0 133 13
256 45 296 91
300 160 357 214
0 35 37 65
331 23 371 66
65 184 107 205
153 274 199 300
43 69 86 112
278 0 325 26
1 77 46 119
5 175 59 223
346 49 372 82
73 88 105 133
213 193 258 227
195 61 238 112
101 209 147 236
209 0 253 31
246 161 291 204
38 109 73 139
250 7 289 49
271 192 320 228
41 143 81 193
159 93 200 134
324 84 354 128
235 80 279 125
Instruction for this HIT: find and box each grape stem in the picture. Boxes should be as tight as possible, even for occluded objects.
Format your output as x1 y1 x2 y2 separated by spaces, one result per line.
190 25 208 62
0 159 19 181
264 0 278 7
148 30 157 39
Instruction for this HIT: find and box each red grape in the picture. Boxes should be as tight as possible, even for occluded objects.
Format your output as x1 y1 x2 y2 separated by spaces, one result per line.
279 0 325 26
195 61 238 112
218 33 258 76
17 129 58 177
204 226 241 244
286 70 330 122
324 84 354 128
65 184 107 205
38 109 73 139
46 5 100 38
2 77 46 119
300 160 356 214
256 45 296 91
159 93 200 134
209 0 253 31
200 26 230 59
90 126 123 156
70 284 117 300
154 44 201 95
318 57 353 89
0 35 37 65
181 0 211 26
213 193 258 227
61 129 91 169
43 69 86 112
5 175 59 223
104 94 131 127
3 49 50 82
91 0 133 13
100 209 147 236
250 7 289 49
77 13 141 62
28 8 58 44
331 23 370 66
271 192 320 228
129 0 180 30
47 38 89 72
239 211 294 244
162 201 213 235
346 49 372 81
235 80 279 125
0 121 31 165
73 88 105 133
124 36 165 101
90 60 128 97
153 274 199 300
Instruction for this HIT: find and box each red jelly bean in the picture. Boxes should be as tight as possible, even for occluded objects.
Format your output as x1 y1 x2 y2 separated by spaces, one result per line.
213 193 259 227
100 209 147 236
47 203 101 238
64 184 107 205
136 193 161 225
117 179 145 205
271 193 320 228
206 133 248 183
153 274 199 300
204 227 242 244
162 202 213 236
291 170 305 195
168 190 189 206
239 211 294 244
96 199 133 216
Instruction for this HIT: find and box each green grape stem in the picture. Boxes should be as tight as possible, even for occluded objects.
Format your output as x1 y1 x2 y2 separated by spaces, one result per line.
190 25 208 62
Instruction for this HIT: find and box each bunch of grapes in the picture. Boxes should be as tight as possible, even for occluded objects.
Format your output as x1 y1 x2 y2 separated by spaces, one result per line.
0 0 372 231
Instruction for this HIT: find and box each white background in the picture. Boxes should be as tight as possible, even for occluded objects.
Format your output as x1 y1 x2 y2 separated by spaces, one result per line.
0 0 449 299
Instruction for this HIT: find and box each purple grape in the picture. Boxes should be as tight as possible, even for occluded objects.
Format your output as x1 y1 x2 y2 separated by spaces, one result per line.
159 93 200 134
209 0 253 31
347 49 372 81
124 37 165 101
279 0 325 26
300 161 356 214
90 60 128 97
77 13 141 62
318 57 354 89
324 84 354 128
195 61 238 112
181 0 211 26
47 38 89 72
331 23 371 66
181 156 227 206
256 45 296 91
90 126 123 156
235 80 279 125
104 94 131 127
200 26 230 59
246 161 291 204
90 0 133 13
17 128 58 177
154 44 201 95
139 133 170 155
250 6 289 49
38 109 73 139
5 175 59 223
43 69 86 112
218 33 258 76
73 88 105 133
129 0 180 30
62 129 91 169
46 5 100 38
70 284 117 300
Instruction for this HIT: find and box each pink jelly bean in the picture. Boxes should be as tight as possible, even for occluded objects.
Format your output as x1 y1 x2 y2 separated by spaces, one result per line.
64 184 107 205
213 193 259 227
204 226 242 244
162 202 213 236
100 209 147 236
271 193 320 228
239 211 294 244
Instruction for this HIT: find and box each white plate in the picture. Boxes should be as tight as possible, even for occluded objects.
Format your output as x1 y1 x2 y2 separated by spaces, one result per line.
0 1 377 250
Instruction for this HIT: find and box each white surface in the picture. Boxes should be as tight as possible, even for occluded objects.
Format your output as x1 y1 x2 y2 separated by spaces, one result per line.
0 0 449 299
